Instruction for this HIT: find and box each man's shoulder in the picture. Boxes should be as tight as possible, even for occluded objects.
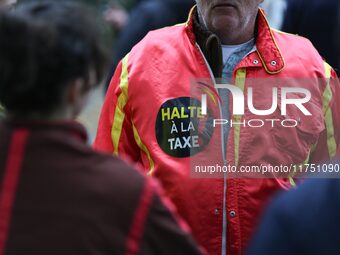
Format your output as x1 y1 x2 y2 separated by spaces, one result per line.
271 28 316 48
142 23 187 42
129 24 188 55
271 28 324 63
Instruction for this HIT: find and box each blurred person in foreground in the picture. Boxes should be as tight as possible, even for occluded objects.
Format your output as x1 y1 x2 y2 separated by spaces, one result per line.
246 178 340 255
0 2 204 255
282 0 339 75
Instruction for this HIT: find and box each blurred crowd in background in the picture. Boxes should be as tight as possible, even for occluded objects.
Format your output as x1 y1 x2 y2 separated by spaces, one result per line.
5 0 338 79
101 0 340 77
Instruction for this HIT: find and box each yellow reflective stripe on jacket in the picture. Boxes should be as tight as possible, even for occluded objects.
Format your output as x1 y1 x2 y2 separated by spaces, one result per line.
111 54 129 155
323 62 336 158
200 87 217 106
288 149 312 188
132 124 155 176
185 6 196 27
289 177 297 188
234 69 246 166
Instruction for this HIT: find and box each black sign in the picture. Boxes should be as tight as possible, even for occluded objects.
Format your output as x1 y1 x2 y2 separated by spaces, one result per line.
155 97 214 158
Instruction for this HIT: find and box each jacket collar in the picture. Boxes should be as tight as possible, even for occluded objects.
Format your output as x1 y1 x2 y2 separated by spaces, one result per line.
185 6 285 75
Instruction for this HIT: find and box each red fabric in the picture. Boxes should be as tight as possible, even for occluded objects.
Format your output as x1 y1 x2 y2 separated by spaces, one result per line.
0 129 29 255
125 178 154 255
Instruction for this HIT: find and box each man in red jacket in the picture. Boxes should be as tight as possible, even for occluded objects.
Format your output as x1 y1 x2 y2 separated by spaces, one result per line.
95 0 340 254
0 2 204 255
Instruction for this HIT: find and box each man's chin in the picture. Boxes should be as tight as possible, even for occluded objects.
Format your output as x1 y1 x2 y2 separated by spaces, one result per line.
210 17 238 35
211 14 238 26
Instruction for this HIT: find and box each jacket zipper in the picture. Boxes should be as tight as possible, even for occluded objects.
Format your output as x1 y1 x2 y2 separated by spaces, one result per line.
196 43 228 255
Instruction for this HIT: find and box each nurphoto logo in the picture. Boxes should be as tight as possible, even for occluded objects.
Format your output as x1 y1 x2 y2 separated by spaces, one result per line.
201 84 312 128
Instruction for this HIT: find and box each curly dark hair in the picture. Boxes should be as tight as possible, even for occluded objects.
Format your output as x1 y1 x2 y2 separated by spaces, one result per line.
0 1 110 116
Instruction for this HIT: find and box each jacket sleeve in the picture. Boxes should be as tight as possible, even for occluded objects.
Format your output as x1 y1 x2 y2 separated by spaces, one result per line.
94 55 141 165
310 63 340 163
137 180 206 255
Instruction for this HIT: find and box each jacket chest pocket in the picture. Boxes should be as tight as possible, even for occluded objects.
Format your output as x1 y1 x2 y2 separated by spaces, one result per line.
270 99 325 164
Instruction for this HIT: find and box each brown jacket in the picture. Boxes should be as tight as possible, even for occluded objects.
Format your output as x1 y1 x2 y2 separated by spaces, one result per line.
0 120 203 255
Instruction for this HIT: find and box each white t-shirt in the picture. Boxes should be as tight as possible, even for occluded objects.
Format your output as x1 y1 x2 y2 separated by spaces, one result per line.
221 38 256 64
